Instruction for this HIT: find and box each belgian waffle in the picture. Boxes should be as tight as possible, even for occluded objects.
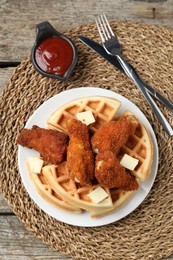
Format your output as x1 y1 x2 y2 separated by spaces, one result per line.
42 163 114 212
47 96 121 134
27 158 82 214
41 162 136 218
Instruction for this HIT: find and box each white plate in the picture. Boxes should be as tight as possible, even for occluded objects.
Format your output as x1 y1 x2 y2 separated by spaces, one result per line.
18 87 158 227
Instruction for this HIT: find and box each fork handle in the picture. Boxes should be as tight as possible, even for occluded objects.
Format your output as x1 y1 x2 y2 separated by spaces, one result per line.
117 55 173 136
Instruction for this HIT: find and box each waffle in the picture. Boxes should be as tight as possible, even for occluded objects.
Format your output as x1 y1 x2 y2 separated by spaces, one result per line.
42 163 114 212
47 96 121 134
27 158 82 214
90 189 135 218
41 162 136 218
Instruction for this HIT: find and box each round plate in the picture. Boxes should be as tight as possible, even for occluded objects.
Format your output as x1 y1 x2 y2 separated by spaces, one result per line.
18 87 158 227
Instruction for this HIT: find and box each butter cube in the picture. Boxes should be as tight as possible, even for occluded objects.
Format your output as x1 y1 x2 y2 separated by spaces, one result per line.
120 154 139 171
88 186 108 204
27 157 44 174
76 110 95 125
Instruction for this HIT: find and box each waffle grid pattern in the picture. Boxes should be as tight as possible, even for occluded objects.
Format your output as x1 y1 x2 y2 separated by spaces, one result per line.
47 97 121 133
43 165 113 212
119 125 153 181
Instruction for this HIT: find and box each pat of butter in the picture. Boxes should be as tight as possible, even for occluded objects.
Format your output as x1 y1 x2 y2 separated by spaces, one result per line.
27 157 44 174
88 186 108 204
76 111 95 125
120 154 139 171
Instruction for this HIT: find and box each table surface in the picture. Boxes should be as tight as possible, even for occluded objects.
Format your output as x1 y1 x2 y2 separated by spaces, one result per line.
0 0 173 259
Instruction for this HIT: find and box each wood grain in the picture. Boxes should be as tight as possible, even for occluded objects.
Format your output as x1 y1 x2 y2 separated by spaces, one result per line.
0 0 172 61
0 215 72 260
0 68 15 92
0 0 173 259
0 193 13 213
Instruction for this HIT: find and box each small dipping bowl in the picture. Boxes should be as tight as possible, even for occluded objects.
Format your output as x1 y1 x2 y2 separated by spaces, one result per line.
31 21 78 81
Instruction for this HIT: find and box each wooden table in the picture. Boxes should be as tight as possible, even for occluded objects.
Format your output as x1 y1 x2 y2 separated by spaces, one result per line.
0 1 173 259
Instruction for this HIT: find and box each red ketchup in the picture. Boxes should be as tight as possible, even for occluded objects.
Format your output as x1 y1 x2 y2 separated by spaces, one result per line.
35 36 73 76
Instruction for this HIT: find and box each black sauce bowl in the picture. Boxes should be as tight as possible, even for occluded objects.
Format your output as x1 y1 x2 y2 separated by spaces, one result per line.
31 21 78 81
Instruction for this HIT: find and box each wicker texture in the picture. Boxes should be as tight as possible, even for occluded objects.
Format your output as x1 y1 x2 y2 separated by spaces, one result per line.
0 21 173 260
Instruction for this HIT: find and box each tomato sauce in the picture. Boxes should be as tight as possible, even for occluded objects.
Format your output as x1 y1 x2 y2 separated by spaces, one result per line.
35 36 74 76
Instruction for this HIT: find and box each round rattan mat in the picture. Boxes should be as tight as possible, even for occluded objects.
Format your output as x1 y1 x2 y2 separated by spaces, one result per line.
0 20 173 260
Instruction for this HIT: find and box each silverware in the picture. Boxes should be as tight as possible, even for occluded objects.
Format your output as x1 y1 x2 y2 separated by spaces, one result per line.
95 14 173 136
78 35 173 111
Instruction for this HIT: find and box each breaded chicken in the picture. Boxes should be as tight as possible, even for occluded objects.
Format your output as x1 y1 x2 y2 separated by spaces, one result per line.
95 151 139 190
66 118 95 186
17 125 68 164
91 114 138 154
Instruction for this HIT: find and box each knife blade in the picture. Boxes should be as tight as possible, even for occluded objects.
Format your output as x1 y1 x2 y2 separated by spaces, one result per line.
78 35 173 111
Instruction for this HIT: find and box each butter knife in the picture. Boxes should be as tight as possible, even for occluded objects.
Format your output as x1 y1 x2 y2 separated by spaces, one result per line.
78 35 173 111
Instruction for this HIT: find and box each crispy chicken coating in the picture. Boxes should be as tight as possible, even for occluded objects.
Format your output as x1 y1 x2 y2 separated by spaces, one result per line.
95 151 139 190
66 118 95 186
17 125 68 164
91 114 138 154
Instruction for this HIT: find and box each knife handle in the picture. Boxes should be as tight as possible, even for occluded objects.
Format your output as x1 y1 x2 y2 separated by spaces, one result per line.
117 55 173 136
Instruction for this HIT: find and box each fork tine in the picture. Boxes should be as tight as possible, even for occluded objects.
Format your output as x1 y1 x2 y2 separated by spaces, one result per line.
96 17 107 42
100 14 111 39
102 13 114 37
96 13 115 44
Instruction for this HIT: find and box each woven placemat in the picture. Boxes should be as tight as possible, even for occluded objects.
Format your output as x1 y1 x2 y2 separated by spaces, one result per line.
0 20 173 260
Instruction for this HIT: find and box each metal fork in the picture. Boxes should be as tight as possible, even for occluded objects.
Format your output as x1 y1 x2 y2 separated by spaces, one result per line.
96 14 173 136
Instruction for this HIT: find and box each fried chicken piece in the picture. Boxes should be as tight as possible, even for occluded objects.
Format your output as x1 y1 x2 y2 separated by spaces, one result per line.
95 151 139 190
91 114 138 154
17 125 68 164
66 118 95 186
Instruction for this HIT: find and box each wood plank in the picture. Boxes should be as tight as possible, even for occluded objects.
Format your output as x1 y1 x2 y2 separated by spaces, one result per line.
0 68 18 212
0 67 16 92
0 215 73 259
0 0 172 61
0 193 13 213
